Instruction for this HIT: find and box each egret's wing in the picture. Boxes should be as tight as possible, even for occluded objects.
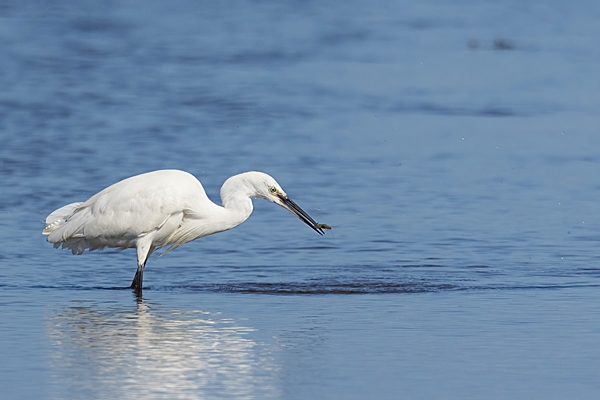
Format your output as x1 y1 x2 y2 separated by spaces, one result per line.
45 173 189 252
44 170 212 255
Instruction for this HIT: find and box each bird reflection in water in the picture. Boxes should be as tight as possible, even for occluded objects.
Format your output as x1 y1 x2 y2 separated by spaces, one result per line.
47 300 280 399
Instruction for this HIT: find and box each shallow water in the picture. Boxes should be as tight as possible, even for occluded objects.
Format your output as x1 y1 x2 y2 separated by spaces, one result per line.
2 0 600 398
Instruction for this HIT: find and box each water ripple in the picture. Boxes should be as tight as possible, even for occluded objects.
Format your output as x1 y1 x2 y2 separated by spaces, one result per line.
200 281 459 295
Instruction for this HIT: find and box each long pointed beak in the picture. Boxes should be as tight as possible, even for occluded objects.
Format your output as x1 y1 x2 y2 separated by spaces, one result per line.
277 194 329 235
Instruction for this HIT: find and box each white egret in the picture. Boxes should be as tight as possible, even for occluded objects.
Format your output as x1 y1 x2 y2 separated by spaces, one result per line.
43 170 330 294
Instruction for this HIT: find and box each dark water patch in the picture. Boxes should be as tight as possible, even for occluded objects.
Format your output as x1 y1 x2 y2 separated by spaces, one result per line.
397 264 448 270
69 18 134 33
228 50 306 65
352 246 397 253
371 239 401 244
575 267 600 277
388 101 559 117
291 245 340 251
569 234 600 242
544 155 600 166
182 280 460 295
160 280 600 295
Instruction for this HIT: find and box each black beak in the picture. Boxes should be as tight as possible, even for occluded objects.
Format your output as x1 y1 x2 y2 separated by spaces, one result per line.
278 194 326 235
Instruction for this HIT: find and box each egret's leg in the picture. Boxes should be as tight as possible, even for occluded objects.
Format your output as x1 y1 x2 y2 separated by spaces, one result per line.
130 265 144 291
131 240 154 294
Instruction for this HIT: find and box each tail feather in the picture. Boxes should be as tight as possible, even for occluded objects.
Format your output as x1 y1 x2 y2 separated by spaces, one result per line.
43 202 110 255
43 202 89 254
43 202 84 235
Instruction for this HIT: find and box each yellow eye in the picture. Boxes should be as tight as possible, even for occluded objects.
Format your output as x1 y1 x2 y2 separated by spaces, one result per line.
269 186 278 195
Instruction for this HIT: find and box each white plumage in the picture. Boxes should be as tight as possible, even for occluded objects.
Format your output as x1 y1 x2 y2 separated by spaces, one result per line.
43 170 329 294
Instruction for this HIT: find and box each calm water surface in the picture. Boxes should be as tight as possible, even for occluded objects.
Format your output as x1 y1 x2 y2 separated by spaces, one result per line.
2 0 600 399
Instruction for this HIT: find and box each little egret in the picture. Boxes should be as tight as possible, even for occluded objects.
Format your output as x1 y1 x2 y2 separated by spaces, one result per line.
43 170 330 294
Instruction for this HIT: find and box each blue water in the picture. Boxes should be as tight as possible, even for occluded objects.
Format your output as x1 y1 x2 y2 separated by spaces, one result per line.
2 0 600 398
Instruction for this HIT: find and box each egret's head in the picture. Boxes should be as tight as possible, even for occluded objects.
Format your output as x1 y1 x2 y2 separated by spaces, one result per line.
251 172 287 201
239 171 329 235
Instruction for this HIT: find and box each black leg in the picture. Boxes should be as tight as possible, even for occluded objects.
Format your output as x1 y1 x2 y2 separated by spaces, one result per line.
130 270 141 288
130 267 144 296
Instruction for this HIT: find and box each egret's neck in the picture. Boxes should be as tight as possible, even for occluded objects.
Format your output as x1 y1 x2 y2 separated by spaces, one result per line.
220 194 254 229
161 175 259 248
216 172 265 231
178 194 252 245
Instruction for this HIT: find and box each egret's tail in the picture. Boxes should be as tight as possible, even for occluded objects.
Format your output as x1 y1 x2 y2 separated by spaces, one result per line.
43 202 94 255
43 202 84 235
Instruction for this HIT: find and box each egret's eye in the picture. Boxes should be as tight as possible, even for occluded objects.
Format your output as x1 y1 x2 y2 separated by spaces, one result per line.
269 186 278 195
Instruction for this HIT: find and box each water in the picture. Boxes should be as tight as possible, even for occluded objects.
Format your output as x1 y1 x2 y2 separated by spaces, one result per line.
2 0 600 398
